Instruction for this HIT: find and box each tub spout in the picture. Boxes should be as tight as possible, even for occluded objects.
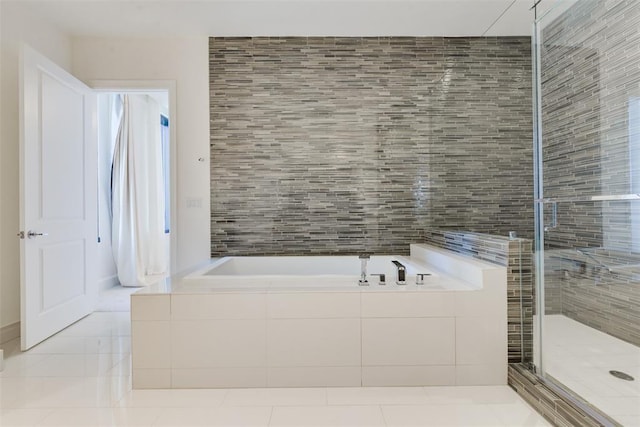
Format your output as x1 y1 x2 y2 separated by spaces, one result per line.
392 260 406 285
359 254 370 286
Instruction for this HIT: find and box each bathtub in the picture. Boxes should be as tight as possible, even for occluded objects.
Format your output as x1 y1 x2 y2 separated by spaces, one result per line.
182 255 447 290
131 244 508 389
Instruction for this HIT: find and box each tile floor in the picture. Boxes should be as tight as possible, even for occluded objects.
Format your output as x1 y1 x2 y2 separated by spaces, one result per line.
0 288 551 427
544 314 640 427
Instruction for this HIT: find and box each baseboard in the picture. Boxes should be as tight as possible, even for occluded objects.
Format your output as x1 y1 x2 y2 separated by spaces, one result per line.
0 321 20 344
98 274 120 291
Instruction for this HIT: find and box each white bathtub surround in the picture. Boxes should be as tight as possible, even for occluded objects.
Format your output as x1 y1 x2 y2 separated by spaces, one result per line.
131 244 507 389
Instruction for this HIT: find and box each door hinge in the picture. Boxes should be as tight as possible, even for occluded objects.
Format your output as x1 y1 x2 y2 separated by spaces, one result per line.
17 231 25 239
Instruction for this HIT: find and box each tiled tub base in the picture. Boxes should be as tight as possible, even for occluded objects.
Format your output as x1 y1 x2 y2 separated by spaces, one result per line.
131 244 507 389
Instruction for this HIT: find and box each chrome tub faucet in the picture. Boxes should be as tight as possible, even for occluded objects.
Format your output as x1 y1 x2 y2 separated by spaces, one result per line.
392 260 406 285
359 254 370 286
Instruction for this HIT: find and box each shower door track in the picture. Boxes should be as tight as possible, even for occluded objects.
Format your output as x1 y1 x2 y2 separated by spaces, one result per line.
536 372 618 427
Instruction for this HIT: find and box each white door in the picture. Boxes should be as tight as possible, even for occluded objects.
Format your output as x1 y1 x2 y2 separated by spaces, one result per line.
19 45 98 350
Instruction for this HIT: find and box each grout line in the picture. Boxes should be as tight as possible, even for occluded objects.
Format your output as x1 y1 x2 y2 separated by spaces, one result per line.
378 404 388 426
220 388 231 406
420 385 430 399
219 389 230 408
267 406 274 426
149 407 163 427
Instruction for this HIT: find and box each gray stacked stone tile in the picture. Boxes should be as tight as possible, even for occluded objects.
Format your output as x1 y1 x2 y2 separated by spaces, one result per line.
209 37 534 257
507 2 640 425
539 0 640 347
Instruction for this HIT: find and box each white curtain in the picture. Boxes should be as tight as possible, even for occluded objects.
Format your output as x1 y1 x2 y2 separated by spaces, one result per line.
111 94 168 287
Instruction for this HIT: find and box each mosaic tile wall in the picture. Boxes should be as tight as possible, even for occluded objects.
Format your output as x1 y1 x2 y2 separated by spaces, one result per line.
545 248 640 346
540 0 640 250
539 0 640 345
209 37 533 256
424 230 533 364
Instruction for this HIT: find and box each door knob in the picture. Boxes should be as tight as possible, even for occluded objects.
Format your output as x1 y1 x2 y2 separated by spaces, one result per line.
27 230 48 239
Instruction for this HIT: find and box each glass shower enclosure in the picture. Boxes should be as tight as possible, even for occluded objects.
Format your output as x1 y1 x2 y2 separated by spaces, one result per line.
533 0 640 424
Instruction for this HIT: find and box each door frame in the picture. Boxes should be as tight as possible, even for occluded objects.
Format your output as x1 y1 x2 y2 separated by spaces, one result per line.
90 80 178 275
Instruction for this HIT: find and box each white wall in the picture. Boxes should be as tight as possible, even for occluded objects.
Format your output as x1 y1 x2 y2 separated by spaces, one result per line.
1 10 210 331
72 37 211 274
0 3 74 331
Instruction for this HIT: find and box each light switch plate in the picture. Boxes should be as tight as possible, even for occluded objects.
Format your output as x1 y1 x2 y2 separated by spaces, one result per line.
186 198 202 208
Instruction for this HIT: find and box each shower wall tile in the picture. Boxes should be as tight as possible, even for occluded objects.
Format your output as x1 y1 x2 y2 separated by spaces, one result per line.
541 0 640 250
546 248 640 346
540 0 640 346
209 37 533 257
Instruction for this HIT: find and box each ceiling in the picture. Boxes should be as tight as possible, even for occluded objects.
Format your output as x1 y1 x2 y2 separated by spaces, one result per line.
5 0 561 38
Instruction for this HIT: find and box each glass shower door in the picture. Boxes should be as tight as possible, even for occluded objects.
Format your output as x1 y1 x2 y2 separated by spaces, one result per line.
533 0 640 424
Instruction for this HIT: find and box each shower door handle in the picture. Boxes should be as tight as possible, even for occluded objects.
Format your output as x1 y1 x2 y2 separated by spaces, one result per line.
544 201 558 232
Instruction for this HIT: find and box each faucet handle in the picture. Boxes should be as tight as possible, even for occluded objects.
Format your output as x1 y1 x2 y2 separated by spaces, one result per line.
416 273 430 285
371 274 386 285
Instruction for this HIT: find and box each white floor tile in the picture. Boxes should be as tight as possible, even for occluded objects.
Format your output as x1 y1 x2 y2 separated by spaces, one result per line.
489 402 553 426
596 396 640 416
153 407 272 426
37 407 159 426
382 403 506 426
22 335 130 357
0 408 53 426
23 376 129 409
326 387 429 405
96 286 138 312
21 353 126 377
117 389 228 408
223 388 326 406
422 386 520 405
614 414 640 427
108 356 133 378
26 336 89 355
0 354 50 378
57 321 129 338
88 312 132 323
0 377 47 409
269 405 385 427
